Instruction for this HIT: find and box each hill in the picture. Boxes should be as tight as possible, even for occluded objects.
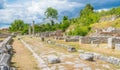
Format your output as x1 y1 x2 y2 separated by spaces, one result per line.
65 5 120 36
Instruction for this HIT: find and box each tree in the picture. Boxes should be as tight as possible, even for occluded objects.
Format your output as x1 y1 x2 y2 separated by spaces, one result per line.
9 19 29 34
79 4 100 25
61 16 70 31
9 20 25 32
45 7 58 24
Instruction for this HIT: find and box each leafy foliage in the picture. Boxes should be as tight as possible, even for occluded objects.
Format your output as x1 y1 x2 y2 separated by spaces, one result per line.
45 7 58 19
9 20 29 34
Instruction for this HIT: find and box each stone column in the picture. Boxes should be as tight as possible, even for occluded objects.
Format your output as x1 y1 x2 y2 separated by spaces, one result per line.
32 20 35 36
28 24 31 35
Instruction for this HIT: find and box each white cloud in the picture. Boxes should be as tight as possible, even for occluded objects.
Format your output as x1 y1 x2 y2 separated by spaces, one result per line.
0 0 83 23
95 8 110 12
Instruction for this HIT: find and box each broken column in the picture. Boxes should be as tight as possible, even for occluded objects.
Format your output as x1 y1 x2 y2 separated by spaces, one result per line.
28 24 31 35
32 20 35 36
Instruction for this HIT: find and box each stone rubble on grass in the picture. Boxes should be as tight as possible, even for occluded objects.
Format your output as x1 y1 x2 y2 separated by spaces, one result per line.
47 55 61 64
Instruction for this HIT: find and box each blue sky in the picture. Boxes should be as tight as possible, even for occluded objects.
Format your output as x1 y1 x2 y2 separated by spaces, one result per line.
0 0 120 24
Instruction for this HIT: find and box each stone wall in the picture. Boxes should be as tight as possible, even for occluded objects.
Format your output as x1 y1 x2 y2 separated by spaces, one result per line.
0 34 15 70
64 36 80 42
79 36 109 44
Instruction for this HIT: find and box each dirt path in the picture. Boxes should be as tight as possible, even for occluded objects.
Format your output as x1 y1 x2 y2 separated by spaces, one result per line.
11 38 39 70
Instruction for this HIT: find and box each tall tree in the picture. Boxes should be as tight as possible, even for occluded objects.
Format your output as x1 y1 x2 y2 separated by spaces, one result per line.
44 7 58 24
79 4 99 25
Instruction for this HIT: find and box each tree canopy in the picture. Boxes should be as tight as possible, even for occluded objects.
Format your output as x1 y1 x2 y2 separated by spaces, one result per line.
9 20 29 34
45 7 58 19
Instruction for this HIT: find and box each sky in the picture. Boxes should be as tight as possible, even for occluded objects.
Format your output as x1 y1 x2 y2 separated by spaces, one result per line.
0 0 120 24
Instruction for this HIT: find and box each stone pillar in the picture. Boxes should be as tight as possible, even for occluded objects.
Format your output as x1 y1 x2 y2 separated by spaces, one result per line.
79 37 82 44
28 24 31 35
32 20 35 36
108 38 115 49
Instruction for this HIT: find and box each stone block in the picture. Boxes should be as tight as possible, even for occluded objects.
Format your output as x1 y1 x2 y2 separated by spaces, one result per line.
79 53 94 61
107 57 120 65
47 55 60 64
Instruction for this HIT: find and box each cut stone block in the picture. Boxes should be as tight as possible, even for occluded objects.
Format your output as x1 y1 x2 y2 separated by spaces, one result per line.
79 53 94 61
47 55 60 64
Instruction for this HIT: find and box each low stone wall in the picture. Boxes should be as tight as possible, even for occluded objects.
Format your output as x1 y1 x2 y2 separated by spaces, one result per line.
54 36 65 40
65 38 79 42
64 36 80 42
78 50 120 65
79 36 109 44
46 40 76 52
0 34 15 70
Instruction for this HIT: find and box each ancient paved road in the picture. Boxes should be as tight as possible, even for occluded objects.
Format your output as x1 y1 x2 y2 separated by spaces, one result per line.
20 36 118 70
